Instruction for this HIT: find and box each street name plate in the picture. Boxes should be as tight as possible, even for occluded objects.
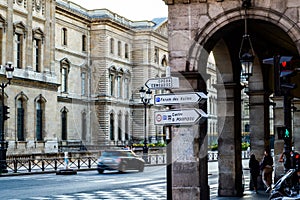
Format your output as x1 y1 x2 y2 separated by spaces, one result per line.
154 92 207 105
154 109 207 125
145 77 179 89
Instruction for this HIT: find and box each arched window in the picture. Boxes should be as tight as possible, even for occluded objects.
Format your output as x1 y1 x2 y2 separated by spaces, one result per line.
110 113 114 140
61 107 68 140
17 99 25 141
36 100 43 141
32 28 44 72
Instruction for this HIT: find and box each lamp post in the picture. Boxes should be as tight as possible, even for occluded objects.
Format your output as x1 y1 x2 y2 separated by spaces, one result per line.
0 62 14 173
139 86 152 157
239 0 254 81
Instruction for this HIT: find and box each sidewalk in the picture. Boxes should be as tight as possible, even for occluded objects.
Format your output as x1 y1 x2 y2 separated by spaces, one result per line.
211 190 270 200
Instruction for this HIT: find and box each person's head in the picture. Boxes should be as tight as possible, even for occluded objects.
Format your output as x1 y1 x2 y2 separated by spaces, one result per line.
250 154 256 160
264 149 270 156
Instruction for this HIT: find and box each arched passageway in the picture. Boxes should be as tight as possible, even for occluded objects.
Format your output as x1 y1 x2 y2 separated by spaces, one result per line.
164 0 300 199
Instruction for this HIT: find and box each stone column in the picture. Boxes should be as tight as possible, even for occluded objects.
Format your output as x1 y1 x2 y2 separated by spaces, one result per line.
272 96 285 182
248 90 271 189
216 82 243 197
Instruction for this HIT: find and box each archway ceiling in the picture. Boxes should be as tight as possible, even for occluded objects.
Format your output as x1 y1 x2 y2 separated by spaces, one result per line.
206 19 298 92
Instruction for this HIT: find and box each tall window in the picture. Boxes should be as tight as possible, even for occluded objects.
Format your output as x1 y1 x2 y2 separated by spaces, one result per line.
110 38 114 54
118 113 122 141
117 76 122 98
82 112 86 141
36 100 43 141
124 78 129 99
33 38 41 72
125 114 129 140
118 41 121 57
109 74 114 96
110 113 114 140
81 72 86 96
15 33 23 69
154 47 159 63
62 28 67 46
82 35 87 52
61 59 70 93
125 43 129 59
17 99 25 141
61 108 68 140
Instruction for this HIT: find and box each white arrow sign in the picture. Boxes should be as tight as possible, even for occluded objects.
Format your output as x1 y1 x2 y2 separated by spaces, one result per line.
154 92 207 105
145 77 179 90
154 109 207 125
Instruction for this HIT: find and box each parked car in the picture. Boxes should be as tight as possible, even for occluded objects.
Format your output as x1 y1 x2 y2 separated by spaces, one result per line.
97 150 145 174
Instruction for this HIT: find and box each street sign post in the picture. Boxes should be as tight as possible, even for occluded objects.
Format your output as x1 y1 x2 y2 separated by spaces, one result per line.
154 92 207 105
154 109 207 125
145 77 179 90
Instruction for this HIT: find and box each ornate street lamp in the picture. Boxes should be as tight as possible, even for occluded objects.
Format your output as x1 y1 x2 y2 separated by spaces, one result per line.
0 62 14 173
239 0 254 81
139 86 152 158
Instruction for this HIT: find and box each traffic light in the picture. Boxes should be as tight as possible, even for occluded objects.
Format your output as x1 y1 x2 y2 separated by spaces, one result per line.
3 106 9 121
279 56 298 91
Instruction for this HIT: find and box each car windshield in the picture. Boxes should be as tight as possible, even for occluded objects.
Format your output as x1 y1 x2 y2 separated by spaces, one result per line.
102 151 135 157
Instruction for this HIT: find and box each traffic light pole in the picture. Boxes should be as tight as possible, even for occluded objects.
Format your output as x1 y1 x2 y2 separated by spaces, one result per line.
283 90 292 171
0 82 9 173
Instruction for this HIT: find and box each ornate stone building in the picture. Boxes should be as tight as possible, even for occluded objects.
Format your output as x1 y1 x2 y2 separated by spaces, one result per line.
0 0 168 154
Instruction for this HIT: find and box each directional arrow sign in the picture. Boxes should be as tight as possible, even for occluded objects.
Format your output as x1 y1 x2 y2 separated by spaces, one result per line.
154 92 207 105
154 109 207 125
145 77 179 90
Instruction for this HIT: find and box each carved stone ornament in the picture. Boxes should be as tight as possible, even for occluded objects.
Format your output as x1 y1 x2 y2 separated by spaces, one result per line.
35 0 41 11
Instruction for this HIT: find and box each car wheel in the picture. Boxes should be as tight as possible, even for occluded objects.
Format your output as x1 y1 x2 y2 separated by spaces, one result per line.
119 163 126 173
98 169 104 174
138 164 144 172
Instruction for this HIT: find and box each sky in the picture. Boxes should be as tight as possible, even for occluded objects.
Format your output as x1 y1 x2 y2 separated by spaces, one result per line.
68 0 168 21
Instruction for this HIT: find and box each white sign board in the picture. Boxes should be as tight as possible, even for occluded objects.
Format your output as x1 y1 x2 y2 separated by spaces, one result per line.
145 77 179 90
154 92 207 105
154 109 207 125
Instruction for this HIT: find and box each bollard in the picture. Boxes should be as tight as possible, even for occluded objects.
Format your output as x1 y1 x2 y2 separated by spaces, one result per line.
56 152 77 175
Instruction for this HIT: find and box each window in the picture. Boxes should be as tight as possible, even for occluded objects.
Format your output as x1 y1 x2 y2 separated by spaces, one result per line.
82 112 86 141
117 76 122 98
82 35 87 52
118 41 121 57
154 47 159 63
14 22 26 69
125 43 129 59
0 15 6 64
62 28 67 46
110 38 114 54
81 72 86 96
124 78 129 99
110 113 114 140
15 33 23 69
36 100 43 141
60 59 70 93
118 113 122 141
125 113 129 140
33 38 41 72
61 107 68 140
17 99 25 141
109 74 114 96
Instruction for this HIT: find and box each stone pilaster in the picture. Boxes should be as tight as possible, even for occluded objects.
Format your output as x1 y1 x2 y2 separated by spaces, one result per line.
216 82 243 197
292 99 300 152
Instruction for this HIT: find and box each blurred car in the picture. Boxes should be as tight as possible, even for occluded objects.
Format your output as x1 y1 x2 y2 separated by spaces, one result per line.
97 149 145 174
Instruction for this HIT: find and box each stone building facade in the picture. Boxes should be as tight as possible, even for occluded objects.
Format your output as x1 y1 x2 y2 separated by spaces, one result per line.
0 0 168 155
